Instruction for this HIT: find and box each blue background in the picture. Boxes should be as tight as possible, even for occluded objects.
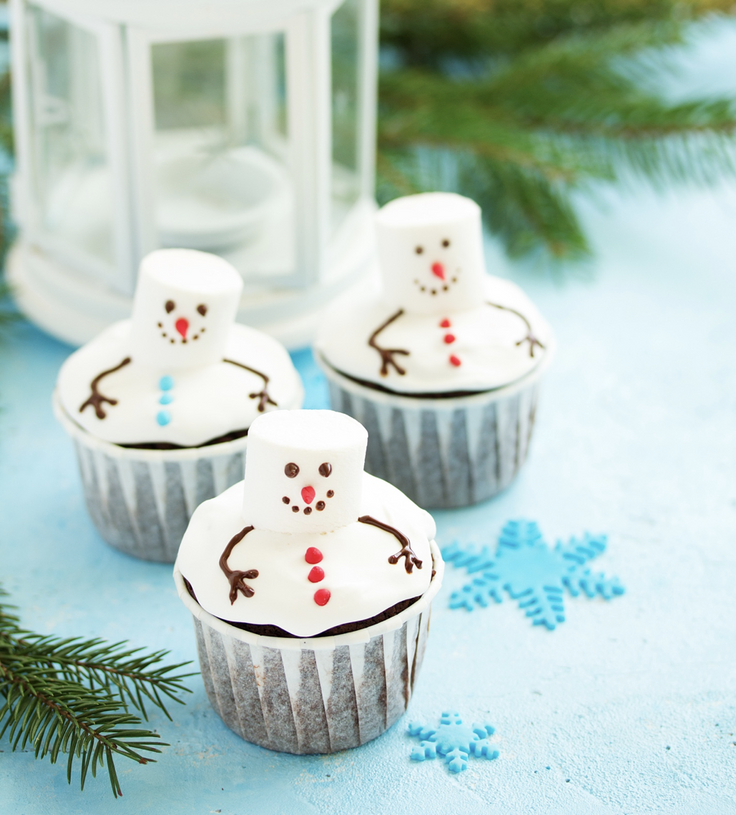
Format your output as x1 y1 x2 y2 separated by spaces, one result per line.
2 22 736 815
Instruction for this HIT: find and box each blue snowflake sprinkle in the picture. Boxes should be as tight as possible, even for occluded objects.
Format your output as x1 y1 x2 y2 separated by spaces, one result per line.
408 711 499 773
442 520 624 631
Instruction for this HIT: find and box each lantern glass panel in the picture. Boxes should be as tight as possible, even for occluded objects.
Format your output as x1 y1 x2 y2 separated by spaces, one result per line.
331 0 362 235
150 32 294 282
25 4 114 267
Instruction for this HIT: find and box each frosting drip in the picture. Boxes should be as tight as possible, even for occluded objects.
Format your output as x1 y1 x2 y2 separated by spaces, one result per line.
57 320 303 446
176 472 436 638
315 276 554 395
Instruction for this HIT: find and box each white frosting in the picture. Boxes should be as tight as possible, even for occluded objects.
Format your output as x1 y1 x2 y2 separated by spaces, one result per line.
56 249 303 446
315 192 553 395
175 409 436 638
176 474 435 637
242 410 367 534
315 276 553 394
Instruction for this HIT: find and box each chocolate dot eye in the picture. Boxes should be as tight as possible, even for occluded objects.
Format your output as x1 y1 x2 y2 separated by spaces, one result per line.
318 462 332 478
197 304 207 317
442 239 450 248
165 300 175 313
415 246 423 255
285 462 300 478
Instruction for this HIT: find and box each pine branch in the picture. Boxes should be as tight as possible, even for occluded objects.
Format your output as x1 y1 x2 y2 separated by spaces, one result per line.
0 585 194 797
458 152 591 260
0 660 163 796
381 0 734 67
6 634 193 720
378 14 736 262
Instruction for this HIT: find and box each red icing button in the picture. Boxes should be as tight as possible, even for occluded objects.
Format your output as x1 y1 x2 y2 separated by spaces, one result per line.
439 318 451 328
301 485 315 504
305 547 323 564
449 355 462 367
308 566 325 583
314 588 331 606
443 333 456 344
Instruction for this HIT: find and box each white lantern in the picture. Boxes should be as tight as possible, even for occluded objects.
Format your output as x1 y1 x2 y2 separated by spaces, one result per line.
7 0 378 346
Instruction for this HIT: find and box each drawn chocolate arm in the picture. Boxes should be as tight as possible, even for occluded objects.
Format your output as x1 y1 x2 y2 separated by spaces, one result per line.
487 302 545 358
219 525 259 603
358 515 423 573
79 357 132 420
224 359 277 412
368 309 410 376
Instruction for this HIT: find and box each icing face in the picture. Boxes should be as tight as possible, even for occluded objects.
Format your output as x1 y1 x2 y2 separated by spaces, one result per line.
157 298 209 346
129 248 243 371
375 192 486 316
241 410 368 534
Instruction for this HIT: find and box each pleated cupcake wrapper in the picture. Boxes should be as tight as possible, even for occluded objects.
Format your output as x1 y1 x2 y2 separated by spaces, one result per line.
317 355 552 508
173 543 444 755
54 392 248 562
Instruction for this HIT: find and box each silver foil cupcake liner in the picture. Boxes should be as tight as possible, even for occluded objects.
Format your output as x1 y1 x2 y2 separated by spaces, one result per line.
173 543 444 754
316 356 552 508
54 392 248 562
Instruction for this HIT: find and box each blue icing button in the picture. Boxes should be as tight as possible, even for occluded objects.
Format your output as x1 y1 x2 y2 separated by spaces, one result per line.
156 410 172 426
159 375 174 391
159 393 173 405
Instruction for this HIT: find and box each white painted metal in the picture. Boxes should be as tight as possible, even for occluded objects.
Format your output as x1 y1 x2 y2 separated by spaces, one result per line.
9 0 378 344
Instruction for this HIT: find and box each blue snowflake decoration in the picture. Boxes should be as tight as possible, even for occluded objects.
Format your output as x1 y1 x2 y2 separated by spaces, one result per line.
408 711 499 773
442 519 624 630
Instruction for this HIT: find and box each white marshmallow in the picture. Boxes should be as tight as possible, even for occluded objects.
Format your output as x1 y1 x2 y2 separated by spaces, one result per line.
241 410 368 534
375 192 487 316
129 248 243 371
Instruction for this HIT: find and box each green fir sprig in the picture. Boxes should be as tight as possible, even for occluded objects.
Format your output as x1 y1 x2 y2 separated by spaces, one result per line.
0 585 193 797
378 0 736 263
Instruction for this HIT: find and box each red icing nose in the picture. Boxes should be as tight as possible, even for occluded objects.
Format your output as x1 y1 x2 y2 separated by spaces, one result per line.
431 262 445 280
175 318 189 338
301 486 315 504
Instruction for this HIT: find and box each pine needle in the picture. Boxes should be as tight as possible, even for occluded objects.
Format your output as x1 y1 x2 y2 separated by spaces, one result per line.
378 5 736 263
0 584 194 797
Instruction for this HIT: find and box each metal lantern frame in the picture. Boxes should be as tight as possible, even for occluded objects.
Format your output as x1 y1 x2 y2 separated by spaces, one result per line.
8 0 378 346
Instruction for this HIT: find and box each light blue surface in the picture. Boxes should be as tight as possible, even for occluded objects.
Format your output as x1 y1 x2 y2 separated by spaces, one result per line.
3 28 736 815
2 177 736 815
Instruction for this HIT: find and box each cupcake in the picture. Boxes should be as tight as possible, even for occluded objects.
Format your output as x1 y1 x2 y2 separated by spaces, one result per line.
174 409 444 754
314 192 554 508
54 249 303 562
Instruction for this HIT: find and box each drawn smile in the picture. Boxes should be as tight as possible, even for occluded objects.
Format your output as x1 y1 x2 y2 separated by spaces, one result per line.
413 266 460 296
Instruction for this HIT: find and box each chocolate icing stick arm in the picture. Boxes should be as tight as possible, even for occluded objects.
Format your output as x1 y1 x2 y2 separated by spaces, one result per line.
218 525 259 603
358 514 423 574
223 359 277 412
368 309 410 376
487 301 545 358
79 357 132 420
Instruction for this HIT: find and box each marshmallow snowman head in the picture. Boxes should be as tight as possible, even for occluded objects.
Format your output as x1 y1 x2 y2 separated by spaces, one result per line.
375 192 487 316
241 410 368 535
129 248 243 371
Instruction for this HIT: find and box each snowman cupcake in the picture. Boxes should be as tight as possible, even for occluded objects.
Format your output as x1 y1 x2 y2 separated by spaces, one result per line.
315 192 555 508
54 249 303 562
174 410 444 754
